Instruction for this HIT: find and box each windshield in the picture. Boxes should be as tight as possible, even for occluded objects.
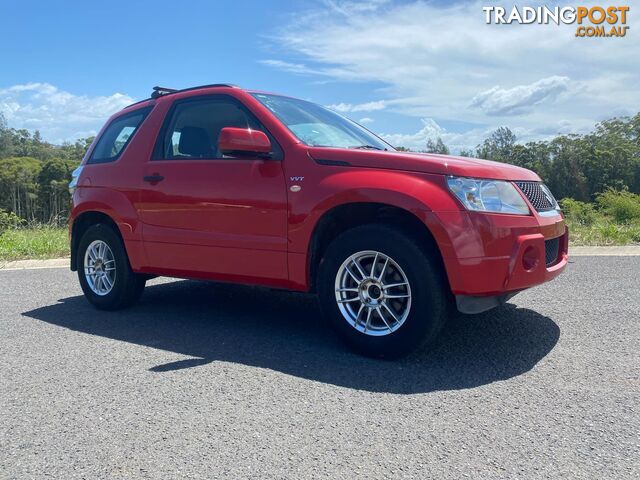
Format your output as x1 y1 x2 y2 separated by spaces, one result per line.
251 93 393 151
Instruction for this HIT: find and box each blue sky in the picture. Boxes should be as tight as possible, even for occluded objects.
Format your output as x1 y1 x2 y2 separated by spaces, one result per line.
0 0 637 151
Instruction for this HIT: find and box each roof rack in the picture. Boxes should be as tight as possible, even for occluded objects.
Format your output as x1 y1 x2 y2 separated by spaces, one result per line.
150 83 239 99
125 84 240 109
151 86 177 98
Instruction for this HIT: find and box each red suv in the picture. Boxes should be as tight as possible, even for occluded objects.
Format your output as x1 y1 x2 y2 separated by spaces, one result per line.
69 84 568 357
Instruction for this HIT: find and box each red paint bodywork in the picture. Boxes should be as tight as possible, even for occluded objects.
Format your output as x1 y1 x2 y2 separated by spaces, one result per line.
70 85 568 298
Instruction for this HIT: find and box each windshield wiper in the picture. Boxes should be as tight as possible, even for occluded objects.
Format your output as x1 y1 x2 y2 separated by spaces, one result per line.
349 144 385 151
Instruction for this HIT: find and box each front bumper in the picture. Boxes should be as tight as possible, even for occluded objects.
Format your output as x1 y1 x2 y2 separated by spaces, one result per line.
428 209 569 308
455 291 522 315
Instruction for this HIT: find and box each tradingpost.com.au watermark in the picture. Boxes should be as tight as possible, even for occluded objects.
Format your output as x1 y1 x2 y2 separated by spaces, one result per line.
483 5 630 37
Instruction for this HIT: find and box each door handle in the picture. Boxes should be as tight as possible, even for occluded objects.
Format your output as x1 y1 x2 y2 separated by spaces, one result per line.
143 174 164 184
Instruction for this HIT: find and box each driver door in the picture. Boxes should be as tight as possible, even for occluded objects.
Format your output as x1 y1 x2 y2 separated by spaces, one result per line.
136 95 288 286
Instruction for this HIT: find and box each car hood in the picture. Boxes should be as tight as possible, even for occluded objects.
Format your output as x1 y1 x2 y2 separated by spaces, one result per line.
307 147 541 182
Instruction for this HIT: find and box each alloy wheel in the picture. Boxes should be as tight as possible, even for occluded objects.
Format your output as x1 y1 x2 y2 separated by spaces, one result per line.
84 240 116 296
334 250 412 336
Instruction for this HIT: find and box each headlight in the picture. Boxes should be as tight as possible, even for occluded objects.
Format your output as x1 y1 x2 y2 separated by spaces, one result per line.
447 176 530 215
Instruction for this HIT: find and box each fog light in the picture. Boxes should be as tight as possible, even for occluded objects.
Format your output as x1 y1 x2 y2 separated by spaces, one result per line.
522 246 540 271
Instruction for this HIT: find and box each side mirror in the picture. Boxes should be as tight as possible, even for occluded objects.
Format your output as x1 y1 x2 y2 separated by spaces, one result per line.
218 127 272 156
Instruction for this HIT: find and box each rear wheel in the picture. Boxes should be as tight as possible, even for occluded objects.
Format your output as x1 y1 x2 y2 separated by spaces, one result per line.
318 224 447 358
77 224 146 310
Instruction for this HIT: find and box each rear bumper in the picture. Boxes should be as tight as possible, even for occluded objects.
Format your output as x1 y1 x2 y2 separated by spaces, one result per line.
429 210 569 303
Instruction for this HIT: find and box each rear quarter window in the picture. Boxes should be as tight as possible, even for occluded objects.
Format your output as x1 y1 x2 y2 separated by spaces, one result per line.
88 107 152 164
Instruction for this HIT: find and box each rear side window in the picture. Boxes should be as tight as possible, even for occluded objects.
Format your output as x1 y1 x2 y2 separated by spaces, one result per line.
88 107 151 164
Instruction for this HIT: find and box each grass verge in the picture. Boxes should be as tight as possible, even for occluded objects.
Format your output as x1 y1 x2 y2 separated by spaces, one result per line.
0 227 68 262
565 219 640 246
561 191 640 246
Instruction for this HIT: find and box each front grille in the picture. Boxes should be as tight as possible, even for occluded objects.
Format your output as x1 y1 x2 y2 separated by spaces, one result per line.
514 181 556 212
545 237 560 267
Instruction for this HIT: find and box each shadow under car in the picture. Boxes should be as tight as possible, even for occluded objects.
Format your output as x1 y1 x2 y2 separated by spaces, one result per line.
22 280 560 394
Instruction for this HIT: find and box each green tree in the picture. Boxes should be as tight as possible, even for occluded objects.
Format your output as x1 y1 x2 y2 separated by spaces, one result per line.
0 113 11 158
546 135 590 201
469 116 640 200
425 137 450 154
476 127 516 161
37 158 76 223
582 116 638 195
0 157 42 221
458 148 474 157
0 115 92 224
59 136 95 162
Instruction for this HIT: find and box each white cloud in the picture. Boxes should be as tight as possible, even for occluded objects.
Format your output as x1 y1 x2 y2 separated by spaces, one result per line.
327 100 386 112
470 76 571 116
380 118 492 153
321 0 391 16
264 0 639 150
381 118 446 151
379 117 593 153
0 82 133 143
258 59 320 76
359 117 374 124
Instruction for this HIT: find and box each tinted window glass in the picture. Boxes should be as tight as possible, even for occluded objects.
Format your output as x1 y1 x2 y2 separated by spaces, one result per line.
251 93 392 151
89 108 150 164
157 96 281 160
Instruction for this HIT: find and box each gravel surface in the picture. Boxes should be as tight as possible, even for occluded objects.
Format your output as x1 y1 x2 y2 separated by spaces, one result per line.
1 257 638 479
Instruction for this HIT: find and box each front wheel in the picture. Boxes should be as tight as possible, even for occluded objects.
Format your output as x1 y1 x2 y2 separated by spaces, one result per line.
318 224 448 358
77 224 146 310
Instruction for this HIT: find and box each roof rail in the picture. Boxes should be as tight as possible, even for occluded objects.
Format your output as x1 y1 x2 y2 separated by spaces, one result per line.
125 84 241 108
150 83 239 99
151 86 177 98
124 98 155 108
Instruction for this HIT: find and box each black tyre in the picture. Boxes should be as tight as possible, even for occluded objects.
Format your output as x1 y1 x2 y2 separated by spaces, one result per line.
318 224 447 358
76 224 146 310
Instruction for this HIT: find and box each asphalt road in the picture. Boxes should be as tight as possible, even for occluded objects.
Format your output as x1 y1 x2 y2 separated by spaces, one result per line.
1 257 638 479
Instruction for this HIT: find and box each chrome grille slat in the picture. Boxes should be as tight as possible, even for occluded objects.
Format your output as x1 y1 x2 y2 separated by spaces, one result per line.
514 181 556 212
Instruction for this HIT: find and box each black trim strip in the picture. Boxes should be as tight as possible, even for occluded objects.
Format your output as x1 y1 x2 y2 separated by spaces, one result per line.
314 158 351 167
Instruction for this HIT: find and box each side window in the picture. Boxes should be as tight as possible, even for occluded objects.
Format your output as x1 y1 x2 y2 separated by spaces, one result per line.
89 108 150 164
156 96 281 160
